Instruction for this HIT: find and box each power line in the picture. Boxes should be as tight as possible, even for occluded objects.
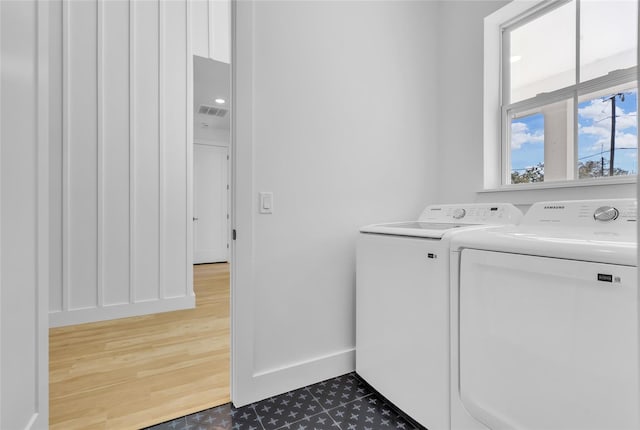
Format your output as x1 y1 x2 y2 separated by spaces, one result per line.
592 113 637 124
511 147 637 171
578 147 637 161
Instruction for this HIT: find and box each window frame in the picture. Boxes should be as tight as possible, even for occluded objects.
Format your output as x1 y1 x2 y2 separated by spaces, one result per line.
485 0 638 189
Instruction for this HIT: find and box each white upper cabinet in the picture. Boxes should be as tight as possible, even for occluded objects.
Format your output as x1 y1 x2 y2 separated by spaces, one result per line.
191 0 230 63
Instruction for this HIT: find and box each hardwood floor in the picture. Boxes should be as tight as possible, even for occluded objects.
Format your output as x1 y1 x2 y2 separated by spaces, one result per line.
49 263 230 430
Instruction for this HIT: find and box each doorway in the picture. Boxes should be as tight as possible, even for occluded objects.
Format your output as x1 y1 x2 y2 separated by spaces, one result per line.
193 57 231 265
48 38 233 430
49 61 233 430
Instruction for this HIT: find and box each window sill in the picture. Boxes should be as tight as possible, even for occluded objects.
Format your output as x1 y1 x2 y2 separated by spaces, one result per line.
480 176 637 193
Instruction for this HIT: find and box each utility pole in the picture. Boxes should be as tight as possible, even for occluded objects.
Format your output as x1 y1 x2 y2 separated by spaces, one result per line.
604 93 624 176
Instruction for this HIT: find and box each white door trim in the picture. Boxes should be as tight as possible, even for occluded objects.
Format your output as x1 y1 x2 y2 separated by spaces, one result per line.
0 0 50 427
230 0 252 406
35 0 50 426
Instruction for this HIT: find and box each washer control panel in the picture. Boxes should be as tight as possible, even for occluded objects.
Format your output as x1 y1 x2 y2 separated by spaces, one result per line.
452 208 466 219
418 203 523 225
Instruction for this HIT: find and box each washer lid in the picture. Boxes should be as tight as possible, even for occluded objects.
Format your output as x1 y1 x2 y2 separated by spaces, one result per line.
359 203 523 238
360 221 478 238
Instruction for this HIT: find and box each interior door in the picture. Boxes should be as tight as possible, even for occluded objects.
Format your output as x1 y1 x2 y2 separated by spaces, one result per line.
194 143 229 263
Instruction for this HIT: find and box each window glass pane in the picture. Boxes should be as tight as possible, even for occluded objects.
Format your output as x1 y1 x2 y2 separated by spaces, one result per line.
577 89 638 178
509 1 576 103
510 113 545 183
580 0 638 82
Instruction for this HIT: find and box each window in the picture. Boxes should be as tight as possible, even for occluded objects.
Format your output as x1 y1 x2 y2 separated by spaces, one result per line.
497 0 638 186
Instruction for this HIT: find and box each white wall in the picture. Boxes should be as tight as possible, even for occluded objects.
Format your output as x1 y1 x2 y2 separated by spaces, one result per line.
434 0 636 210
1 0 49 427
49 0 194 327
233 0 440 405
195 129 230 145
434 0 506 204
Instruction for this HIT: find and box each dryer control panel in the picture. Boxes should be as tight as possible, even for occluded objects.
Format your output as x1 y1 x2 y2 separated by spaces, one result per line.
523 199 637 230
418 203 523 225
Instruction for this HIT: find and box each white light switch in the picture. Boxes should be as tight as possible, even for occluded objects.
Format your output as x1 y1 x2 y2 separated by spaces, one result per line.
259 192 273 214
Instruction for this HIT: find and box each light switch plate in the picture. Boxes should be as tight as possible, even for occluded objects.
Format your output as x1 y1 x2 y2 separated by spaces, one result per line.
259 192 273 214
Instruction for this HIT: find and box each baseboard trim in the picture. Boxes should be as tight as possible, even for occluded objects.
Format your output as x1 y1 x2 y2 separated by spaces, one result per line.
233 348 356 407
49 295 196 327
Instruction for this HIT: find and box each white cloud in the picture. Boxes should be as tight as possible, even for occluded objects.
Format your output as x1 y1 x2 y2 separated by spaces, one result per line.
579 99 609 122
579 125 610 138
511 121 544 149
617 112 638 130
587 131 638 152
613 132 638 149
579 98 637 157
578 99 637 131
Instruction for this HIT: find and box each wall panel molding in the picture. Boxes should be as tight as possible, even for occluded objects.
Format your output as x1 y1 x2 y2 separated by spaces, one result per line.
186 0 194 298
162 0 190 299
50 0 193 327
49 296 195 328
61 0 69 313
97 0 104 308
129 0 136 305
158 0 165 299
103 0 131 307
66 0 98 310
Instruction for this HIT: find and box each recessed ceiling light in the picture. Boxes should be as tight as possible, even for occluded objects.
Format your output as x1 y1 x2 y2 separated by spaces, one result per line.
510 55 522 63
215 98 226 104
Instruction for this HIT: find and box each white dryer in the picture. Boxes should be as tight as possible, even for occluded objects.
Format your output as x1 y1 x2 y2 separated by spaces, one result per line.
356 203 523 430
450 199 638 430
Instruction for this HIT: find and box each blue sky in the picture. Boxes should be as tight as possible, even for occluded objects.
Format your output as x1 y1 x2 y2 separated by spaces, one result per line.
577 90 637 174
511 89 638 176
511 113 544 172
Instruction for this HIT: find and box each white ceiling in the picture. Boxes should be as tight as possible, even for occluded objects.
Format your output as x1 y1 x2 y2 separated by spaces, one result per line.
194 55 231 131
510 0 637 102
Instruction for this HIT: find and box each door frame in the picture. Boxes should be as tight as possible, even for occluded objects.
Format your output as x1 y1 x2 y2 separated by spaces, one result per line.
229 0 245 406
36 0 51 426
1 0 50 426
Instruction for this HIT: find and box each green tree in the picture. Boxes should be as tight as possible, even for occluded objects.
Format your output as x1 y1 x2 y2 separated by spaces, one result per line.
513 160 630 183
511 162 544 184
578 159 629 178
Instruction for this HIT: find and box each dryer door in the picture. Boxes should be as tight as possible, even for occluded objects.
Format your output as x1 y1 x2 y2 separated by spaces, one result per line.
458 249 639 430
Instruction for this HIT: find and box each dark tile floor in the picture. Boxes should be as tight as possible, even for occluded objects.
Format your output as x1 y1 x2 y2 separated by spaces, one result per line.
145 373 424 430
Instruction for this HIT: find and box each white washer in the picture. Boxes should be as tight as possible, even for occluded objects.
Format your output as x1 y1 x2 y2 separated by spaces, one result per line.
450 199 638 430
356 203 523 430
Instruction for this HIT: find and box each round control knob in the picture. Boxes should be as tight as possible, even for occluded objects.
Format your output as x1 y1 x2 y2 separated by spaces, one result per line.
452 208 466 219
593 206 619 222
